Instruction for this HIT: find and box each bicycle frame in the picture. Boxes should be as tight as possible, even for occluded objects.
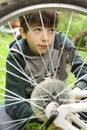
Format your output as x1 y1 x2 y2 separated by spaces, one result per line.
45 94 87 130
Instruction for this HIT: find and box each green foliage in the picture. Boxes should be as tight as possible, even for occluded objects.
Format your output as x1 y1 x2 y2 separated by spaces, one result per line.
25 123 41 130
56 11 87 50
0 32 13 103
25 122 52 130
0 0 3 2
57 11 87 39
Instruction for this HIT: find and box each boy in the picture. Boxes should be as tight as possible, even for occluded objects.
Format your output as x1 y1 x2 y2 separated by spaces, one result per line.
2 10 87 130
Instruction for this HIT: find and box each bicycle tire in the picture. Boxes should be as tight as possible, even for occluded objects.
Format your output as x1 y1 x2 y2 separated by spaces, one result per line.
0 0 87 24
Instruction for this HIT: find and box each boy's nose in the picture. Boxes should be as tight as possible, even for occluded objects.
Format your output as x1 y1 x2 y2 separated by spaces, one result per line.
42 30 49 42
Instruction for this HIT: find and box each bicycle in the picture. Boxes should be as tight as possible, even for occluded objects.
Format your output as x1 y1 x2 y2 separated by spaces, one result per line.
0 0 87 130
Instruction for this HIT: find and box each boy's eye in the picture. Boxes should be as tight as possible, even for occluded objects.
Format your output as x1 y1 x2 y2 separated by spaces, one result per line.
34 28 41 32
50 28 55 32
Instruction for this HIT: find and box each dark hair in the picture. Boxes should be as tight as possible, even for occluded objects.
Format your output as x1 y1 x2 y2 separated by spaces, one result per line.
19 10 59 33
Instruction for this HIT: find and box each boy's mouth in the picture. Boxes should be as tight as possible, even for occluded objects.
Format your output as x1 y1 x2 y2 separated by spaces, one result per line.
38 45 48 49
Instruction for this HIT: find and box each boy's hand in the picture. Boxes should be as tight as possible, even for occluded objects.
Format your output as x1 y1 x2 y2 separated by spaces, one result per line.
70 87 82 102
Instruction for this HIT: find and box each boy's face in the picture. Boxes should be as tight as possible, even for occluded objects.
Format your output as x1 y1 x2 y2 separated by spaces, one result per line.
20 25 55 55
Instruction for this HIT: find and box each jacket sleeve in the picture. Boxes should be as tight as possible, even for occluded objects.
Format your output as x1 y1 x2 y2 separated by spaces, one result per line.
57 32 87 90
71 50 87 90
5 52 34 120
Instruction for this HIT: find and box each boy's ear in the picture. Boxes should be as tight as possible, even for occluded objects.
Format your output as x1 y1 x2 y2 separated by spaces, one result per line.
19 27 26 39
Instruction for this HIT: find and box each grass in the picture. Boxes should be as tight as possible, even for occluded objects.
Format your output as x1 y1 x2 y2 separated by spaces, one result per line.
0 0 4 2
0 32 13 103
26 122 52 130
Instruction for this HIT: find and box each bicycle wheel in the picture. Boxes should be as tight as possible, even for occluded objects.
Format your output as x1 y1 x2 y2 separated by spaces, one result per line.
0 0 87 24
0 0 87 130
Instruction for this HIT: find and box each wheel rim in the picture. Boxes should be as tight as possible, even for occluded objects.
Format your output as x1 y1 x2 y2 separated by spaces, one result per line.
0 3 87 24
